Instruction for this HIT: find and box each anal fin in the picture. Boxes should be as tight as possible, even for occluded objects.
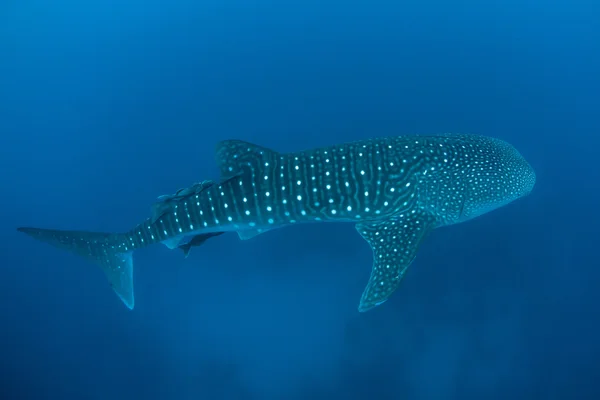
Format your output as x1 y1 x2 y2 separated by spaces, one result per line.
356 212 436 312
178 232 225 257
237 228 272 240
163 237 183 250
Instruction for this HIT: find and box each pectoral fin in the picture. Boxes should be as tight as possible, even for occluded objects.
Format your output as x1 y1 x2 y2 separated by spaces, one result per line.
356 212 435 312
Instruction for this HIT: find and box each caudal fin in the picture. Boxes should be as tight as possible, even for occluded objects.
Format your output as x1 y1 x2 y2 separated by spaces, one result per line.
17 227 135 309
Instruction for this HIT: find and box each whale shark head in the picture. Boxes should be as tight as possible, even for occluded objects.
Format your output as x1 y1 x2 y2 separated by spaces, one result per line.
458 136 536 222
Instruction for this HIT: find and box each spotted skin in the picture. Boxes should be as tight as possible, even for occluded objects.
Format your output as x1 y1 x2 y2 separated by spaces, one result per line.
356 212 437 311
17 133 536 311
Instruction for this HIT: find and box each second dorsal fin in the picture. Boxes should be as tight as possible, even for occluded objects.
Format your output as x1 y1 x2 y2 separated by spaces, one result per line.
215 140 280 178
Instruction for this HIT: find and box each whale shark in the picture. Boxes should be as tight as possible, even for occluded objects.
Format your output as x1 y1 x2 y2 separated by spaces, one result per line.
17 133 536 311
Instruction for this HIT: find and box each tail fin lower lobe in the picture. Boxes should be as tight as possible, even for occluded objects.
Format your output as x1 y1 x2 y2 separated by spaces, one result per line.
17 227 135 309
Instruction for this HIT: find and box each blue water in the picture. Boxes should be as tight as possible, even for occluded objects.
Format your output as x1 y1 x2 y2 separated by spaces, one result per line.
1 0 599 399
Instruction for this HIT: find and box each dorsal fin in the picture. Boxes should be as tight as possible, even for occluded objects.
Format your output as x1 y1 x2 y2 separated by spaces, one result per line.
215 140 280 178
151 181 216 224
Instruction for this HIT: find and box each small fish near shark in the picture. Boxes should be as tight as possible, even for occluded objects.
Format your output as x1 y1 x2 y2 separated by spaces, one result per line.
17 133 536 312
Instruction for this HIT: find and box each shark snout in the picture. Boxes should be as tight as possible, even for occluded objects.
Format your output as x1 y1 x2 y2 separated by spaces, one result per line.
521 159 536 196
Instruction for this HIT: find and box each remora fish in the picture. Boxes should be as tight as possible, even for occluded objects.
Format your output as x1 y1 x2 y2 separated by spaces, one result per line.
17 133 536 311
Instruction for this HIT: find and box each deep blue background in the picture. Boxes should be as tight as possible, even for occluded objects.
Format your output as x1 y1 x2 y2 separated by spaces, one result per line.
1 0 599 398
